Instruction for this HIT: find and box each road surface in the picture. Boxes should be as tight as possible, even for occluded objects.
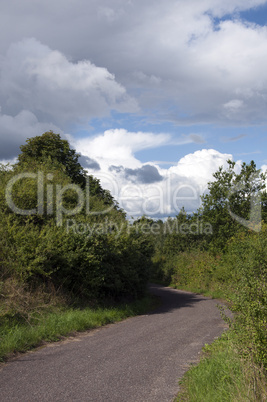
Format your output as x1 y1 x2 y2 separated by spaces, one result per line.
0 284 226 401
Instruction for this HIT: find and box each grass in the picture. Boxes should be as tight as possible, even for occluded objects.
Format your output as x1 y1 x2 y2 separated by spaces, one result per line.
150 278 226 300
176 331 267 402
0 295 158 362
170 282 226 300
166 281 267 401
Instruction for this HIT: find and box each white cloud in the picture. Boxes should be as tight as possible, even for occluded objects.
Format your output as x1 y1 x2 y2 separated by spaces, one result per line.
1 2 267 128
118 3 267 125
73 128 234 217
0 0 266 213
71 129 171 169
0 38 138 125
0 38 138 159
169 149 233 183
106 148 235 218
71 129 206 171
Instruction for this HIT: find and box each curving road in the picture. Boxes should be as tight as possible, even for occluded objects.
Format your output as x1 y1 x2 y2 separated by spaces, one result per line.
0 284 226 401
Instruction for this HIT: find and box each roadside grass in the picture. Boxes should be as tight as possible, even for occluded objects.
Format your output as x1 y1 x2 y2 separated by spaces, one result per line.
151 278 226 300
169 281 267 402
170 283 226 300
176 331 267 402
0 295 158 362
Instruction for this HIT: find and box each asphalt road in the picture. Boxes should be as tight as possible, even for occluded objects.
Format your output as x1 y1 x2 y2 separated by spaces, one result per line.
0 284 226 401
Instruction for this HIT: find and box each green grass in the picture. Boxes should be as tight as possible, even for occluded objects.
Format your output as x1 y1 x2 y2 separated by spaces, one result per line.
176 331 267 401
170 283 226 300
0 295 158 362
171 281 267 401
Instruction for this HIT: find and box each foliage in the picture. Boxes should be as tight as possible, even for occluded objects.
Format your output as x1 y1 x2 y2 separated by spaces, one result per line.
226 226 267 368
159 226 267 369
0 133 152 327
170 250 221 294
200 160 266 251
18 131 86 186
16 131 118 208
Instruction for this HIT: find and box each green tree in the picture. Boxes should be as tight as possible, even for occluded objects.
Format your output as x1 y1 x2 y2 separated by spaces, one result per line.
200 160 266 250
17 131 86 187
16 131 119 209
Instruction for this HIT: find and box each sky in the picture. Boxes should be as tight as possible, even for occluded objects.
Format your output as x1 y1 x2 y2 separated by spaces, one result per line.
0 0 267 218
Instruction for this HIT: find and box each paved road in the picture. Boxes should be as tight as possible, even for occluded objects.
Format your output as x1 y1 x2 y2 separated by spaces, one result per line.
0 284 226 401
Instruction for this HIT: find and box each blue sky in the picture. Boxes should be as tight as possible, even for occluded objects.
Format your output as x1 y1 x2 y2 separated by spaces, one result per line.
82 111 266 168
0 0 266 217
239 2 267 24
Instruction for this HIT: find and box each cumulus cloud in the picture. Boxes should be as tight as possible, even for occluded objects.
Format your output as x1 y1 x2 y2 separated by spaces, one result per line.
78 156 100 171
109 165 163 184
0 38 138 125
107 148 235 218
0 38 138 159
125 165 163 184
169 149 233 182
72 129 171 169
0 2 267 128
74 127 234 217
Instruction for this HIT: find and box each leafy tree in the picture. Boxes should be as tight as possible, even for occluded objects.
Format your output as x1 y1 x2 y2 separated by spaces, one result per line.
200 160 266 250
16 131 119 210
17 131 86 187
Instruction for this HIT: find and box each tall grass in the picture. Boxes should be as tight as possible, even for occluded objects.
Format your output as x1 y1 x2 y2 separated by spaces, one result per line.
177 332 267 402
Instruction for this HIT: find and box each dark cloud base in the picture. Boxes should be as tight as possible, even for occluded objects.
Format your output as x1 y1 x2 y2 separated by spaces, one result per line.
109 164 163 184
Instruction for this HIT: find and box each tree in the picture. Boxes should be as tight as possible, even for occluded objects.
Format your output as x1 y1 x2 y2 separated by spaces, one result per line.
17 131 86 187
16 131 119 209
200 160 266 250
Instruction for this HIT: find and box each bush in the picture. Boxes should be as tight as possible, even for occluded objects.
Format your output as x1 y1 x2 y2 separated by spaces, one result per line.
226 226 267 369
0 137 152 319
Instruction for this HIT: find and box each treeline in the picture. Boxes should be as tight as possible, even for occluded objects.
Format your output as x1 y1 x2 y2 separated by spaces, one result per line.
0 132 153 326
